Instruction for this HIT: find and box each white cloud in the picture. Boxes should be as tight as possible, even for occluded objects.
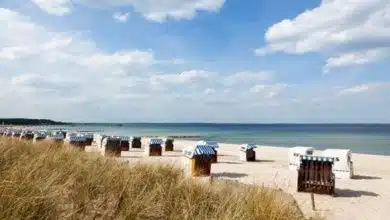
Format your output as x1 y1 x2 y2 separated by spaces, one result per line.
152 70 213 84
256 0 390 72
30 0 226 22
77 50 155 70
0 8 163 116
323 48 390 73
223 71 272 86
113 12 130 23
204 88 215 95
31 0 71 16
337 83 389 95
250 83 287 99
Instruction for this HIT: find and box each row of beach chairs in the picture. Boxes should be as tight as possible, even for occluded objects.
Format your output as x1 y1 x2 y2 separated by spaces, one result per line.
1 127 353 196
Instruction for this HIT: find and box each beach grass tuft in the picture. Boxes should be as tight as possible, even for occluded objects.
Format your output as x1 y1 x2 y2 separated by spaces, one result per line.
0 138 320 220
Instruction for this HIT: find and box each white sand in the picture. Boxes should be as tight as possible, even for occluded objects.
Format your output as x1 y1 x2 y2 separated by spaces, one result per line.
108 140 389 220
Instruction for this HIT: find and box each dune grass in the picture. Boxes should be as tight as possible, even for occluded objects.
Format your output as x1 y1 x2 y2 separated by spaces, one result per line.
0 138 315 220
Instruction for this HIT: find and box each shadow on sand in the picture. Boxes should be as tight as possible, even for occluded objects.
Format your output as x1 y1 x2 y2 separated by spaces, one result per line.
353 175 382 180
162 155 183 158
219 161 242 165
212 172 248 179
335 189 379 198
255 159 276 163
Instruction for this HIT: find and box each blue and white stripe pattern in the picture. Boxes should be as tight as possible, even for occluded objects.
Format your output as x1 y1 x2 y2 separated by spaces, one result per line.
82 133 94 139
116 136 130 141
300 155 336 163
34 132 47 139
149 138 163 145
66 133 78 140
197 140 219 151
184 144 216 158
69 135 87 142
21 130 34 136
194 144 216 155
48 133 65 140
240 144 257 151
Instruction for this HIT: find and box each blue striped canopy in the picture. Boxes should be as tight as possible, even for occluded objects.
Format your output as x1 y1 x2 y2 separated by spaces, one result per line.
69 136 87 142
300 155 336 163
21 130 34 135
118 136 130 141
48 134 65 140
198 140 219 151
81 133 93 138
149 138 163 145
240 144 257 151
34 133 47 138
184 144 216 158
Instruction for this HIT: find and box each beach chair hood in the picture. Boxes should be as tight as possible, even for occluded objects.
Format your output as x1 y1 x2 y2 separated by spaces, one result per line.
239 144 257 151
148 138 163 145
184 144 216 159
197 140 219 151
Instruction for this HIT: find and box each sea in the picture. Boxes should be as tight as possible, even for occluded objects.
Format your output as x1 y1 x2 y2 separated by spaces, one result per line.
31 123 390 156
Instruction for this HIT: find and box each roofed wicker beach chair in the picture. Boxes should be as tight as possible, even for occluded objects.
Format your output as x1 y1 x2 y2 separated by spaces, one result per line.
33 132 47 143
101 136 122 157
163 137 174 152
82 133 94 146
0 127 6 136
288 146 314 170
46 132 65 143
145 138 163 156
11 130 22 139
67 135 87 150
5 129 13 137
183 143 216 177
322 149 354 179
20 130 34 141
117 136 130 151
131 136 142 149
239 144 257 162
198 141 219 163
297 155 336 196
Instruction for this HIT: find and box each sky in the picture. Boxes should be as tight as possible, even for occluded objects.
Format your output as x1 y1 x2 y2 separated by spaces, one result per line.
0 0 390 123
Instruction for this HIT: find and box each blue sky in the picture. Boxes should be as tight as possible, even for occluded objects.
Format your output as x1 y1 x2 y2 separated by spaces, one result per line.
1 0 390 123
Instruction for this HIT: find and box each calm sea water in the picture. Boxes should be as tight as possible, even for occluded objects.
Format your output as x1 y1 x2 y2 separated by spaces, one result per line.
35 124 390 156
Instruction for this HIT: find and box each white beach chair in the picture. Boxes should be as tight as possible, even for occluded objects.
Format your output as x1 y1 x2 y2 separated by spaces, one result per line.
322 149 354 179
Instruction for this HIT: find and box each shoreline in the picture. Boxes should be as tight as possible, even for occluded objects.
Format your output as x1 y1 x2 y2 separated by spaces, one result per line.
3 124 390 157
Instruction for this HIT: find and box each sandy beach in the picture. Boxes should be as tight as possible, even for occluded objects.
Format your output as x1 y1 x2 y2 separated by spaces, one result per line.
112 140 390 220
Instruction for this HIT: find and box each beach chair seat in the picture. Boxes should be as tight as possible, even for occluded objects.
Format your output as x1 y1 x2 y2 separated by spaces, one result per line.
145 138 163 156
101 137 121 157
239 144 257 162
117 136 130 151
131 137 142 149
297 155 336 195
164 138 174 151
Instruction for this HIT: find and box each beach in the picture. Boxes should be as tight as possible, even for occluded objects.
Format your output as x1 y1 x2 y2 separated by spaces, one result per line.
115 140 389 220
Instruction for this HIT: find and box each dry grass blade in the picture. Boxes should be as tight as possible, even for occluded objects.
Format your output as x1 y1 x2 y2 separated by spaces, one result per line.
0 138 321 220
